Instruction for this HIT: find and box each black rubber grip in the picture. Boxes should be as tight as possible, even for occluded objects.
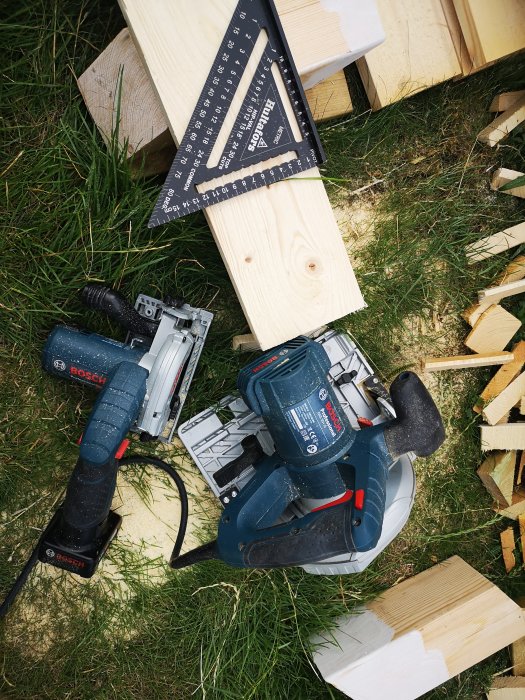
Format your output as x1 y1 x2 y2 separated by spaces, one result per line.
384 371 445 459
82 284 159 338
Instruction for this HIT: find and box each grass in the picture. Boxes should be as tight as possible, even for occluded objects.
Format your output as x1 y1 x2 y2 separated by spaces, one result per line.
1 1 525 698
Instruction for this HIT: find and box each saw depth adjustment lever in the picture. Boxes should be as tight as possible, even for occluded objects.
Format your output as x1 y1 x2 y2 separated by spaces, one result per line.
173 337 445 570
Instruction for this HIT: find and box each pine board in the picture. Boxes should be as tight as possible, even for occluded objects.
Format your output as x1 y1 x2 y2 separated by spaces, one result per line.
452 0 525 69
477 451 517 506
483 370 525 425
474 341 525 414
424 352 513 372
356 0 461 110
488 677 525 699
465 305 521 354
481 424 525 451
490 91 525 113
312 556 525 700
478 95 525 147
465 222 525 264
479 278 525 305
492 169 525 200
118 0 364 350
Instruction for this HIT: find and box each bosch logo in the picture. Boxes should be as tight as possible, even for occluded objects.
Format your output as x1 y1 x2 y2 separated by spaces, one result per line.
252 355 279 373
70 366 107 385
319 388 328 401
53 359 66 371
46 548 55 558
325 401 343 433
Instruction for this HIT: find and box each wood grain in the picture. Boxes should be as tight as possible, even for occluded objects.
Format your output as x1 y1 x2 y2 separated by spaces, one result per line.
483 370 525 425
452 0 525 69
118 0 364 350
481 424 525 451
356 0 461 110
465 222 525 263
492 169 525 200
488 676 525 700
478 94 525 147
477 451 517 506
424 352 513 372
305 71 352 122
490 91 525 113
474 341 525 414
465 305 521 354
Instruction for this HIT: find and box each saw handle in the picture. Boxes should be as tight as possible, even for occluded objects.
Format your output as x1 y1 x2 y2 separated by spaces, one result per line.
60 361 148 548
384 371 445 459
82 284 159 338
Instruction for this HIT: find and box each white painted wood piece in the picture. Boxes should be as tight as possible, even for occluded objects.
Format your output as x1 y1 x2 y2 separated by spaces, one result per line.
312 556 525 700
118 0 365 350
465 222 525 264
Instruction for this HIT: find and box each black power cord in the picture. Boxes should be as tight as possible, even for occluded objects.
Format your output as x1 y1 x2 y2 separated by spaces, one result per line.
0 455 188 619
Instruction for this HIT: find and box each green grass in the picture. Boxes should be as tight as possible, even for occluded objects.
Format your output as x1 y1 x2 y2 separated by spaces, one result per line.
1 1 525 698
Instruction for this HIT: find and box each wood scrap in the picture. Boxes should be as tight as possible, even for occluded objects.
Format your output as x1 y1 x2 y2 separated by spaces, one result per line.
479 279 525 305
356 0 461 111
118 0 364 350
424 352 514 372
465 222 525 264
474 342 525 414
496 256 525 286
233 325 327 351
481 424 525 451
518 452 525 485
490 90 525 113
483 371 525 425
512 623 525 676
312 556 525 700
488 676 525 699
452 0 525 70
465 305 521 354
492 169 525 200
305 72 352 122
495 487 525 520
501 527 517 573
477 94 525 147
477 451 517 506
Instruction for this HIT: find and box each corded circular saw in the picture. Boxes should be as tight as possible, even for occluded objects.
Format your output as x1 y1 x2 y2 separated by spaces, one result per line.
176 331 444 574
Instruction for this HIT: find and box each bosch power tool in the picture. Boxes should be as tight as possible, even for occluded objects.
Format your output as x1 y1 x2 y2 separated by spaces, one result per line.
174 331 444 572
0 285 212 616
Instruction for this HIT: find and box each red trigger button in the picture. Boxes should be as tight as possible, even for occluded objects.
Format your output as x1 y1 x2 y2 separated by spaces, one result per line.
355 489 365 510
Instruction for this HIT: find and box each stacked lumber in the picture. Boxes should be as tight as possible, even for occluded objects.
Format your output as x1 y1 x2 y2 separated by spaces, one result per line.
312 556 525 700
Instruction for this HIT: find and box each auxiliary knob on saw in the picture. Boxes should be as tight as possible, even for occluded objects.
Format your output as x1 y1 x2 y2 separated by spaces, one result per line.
173 336 445 570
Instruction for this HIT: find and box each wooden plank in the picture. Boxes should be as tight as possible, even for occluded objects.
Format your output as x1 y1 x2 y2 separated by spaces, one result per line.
305 71 352 122
477 451 517 506
424 352 513 372
478 95 525 147
474 342 525 414
118 0 364 350
501 527 517 573
488 677 525 699
465 222 525 264
483 370 525 425
492 169 525 200
490 91 525 113
495 487 525 520
312 556 525 699
511 596 525 676
452 0 525 69
465 305 521 354
481 424 525 451
356 0 461 111
479 279 525 305
232 325 327 351
518 452 525 485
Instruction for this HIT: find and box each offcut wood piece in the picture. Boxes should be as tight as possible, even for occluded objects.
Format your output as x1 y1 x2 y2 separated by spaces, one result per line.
232 325 327 351
478 95 525 147
501 527 517 573
483 370 525 425
488 676 525 699
479 279 525 305
492 169 525 200
356 0 461 111
465 223 525 264
490 90 525 113
481 424 525 451
79 26 352 176
477 451 517 507
117 0 365 351
518 453 525 485
424 352 513 372
452 0 525 70
495 486 525 520
312 556 525 700
497 256 525 286
474 342 525 414
512 593 525 676
465 305 521 355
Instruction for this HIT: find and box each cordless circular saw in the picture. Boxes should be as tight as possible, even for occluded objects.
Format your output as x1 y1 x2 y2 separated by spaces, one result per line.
175 331 444 574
